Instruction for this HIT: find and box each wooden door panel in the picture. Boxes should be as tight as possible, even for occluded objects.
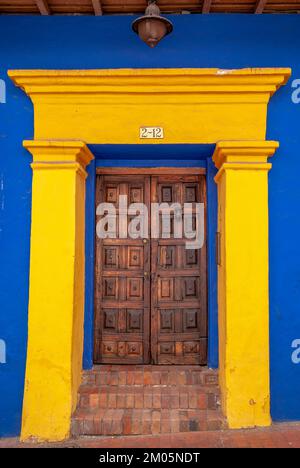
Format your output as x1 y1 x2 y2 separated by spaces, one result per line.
101 276 146 302
151 174 207 365
128 247 144 269
156 276 201 301
102 339 143 361
101 308 145 334
102 245 145 270
94 175 150 364
158 245 201 270
157 338 207 365
158 308 206 335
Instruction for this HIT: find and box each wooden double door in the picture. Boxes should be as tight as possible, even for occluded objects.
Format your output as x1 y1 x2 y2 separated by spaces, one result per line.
94 169 207 365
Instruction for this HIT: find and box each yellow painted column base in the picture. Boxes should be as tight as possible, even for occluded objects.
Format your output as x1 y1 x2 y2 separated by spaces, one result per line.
21 141 94 441
213 141 278 429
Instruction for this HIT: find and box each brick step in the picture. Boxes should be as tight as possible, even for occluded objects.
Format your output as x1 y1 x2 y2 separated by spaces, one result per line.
79 384 220 394
72 366 225 437
78 385 220 410
72 408 225 436
82 367 218 387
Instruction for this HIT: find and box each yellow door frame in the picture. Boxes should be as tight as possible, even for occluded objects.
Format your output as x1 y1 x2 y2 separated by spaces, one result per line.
9 67 291 440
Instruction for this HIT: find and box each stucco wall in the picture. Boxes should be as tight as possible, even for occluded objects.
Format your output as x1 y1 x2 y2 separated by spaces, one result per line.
0 14 299 436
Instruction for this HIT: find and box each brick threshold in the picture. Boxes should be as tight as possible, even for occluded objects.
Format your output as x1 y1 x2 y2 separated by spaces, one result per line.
72 365 226 437
2 424 300 448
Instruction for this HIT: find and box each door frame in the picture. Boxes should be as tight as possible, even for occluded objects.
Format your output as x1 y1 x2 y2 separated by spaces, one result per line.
12 67 289 439
94 167 208 365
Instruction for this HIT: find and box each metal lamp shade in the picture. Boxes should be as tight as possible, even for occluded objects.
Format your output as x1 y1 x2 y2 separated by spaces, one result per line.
132 2 173 48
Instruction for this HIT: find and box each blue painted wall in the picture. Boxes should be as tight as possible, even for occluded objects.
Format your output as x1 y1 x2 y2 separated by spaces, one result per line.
0 14 299 436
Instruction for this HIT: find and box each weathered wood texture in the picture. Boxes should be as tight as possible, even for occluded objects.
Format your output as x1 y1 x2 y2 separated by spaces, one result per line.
0 1 299 15
94 175 151 364
94 171 208 365
150 174 207 365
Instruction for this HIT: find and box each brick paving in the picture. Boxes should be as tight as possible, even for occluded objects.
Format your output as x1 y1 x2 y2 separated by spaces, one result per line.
0 424 300 448
71 366 225 436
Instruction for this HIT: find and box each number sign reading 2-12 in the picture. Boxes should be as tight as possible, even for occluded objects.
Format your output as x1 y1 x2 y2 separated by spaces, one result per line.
140 127 164 139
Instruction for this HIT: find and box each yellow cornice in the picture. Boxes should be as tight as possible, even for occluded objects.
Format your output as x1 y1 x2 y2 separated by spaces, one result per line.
8 68 291 98
9 68 291 144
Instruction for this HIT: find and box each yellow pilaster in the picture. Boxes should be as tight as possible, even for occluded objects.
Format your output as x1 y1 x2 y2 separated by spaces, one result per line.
21 141 94 441
213 140 278 429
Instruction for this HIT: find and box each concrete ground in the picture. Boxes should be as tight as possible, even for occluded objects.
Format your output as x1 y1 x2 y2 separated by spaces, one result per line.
0 423 300 448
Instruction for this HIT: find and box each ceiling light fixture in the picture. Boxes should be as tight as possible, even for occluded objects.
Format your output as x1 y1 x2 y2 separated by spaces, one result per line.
132 0 173 48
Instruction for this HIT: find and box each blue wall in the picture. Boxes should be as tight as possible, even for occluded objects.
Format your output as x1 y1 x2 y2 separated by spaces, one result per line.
0 14 299 436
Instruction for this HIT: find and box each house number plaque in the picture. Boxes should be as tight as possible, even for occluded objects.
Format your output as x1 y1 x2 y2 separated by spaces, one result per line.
140 127 164 139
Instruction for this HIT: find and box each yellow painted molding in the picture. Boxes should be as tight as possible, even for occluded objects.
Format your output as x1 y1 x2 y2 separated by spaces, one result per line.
213 140 279 182
213 140 279 168
30 162 87 178
23 140 94 167
215 163 273 182
8 68 291 144
21 140 93 441
8 68 291 94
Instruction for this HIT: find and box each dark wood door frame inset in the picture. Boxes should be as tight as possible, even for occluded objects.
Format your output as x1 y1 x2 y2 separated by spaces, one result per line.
96 167 206 176
94 168 207 365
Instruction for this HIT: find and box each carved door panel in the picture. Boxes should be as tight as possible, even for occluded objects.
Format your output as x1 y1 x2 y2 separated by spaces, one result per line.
94 175 151 364
150 175 207 365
